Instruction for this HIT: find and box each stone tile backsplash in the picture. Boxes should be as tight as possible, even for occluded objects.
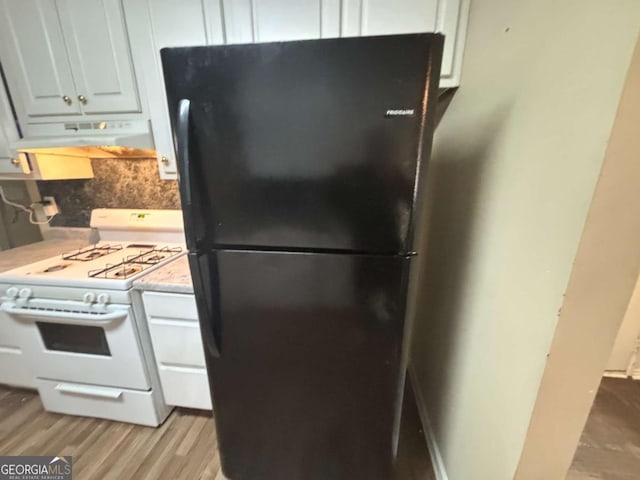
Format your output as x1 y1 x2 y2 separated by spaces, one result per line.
37 158 181 227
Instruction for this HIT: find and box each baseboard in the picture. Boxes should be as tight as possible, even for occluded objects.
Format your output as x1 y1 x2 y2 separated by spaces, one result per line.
408 365 449 480
603 370 640 380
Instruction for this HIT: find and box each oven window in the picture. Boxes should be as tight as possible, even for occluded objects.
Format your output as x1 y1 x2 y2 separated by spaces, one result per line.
36 322 111 356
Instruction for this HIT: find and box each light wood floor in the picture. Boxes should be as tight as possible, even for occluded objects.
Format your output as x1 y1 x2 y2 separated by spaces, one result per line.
568 377 640 480
0 381 434 480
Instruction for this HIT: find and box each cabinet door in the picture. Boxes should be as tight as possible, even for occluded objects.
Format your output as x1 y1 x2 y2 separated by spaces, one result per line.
123 0 224 178
222 0 467 86
142 292 212 410
342 0 469 86
343 0 438 36
223 0 341 43
0 81 18 165
0 0 81 117
56 0 141 114
0 83 30 176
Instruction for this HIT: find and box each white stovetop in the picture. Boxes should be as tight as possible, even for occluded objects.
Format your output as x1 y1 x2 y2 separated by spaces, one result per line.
0 241 185 290
0 209 187 291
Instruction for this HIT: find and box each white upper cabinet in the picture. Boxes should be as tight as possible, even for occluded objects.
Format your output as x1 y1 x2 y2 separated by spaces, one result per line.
124 0 225 178
56 0 140 114
0 0 81 117
0 0 141 123
343 0 439 35
223 0 341 43
342 0 468 85
221 0 468 86
123 0 469 179
0 81 22 175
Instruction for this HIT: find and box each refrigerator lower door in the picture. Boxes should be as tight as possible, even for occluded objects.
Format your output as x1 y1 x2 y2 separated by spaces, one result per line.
205 250 410 480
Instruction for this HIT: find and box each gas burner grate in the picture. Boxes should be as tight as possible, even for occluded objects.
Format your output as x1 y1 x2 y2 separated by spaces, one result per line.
87 247 182 280
63 244 123 262
88 261 147 280
125 246 183 265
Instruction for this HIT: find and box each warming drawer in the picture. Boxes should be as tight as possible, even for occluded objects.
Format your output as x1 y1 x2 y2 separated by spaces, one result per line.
36 378 163 426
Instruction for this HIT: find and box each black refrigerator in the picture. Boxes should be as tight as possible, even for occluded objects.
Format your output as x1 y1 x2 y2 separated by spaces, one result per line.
162 33 443 480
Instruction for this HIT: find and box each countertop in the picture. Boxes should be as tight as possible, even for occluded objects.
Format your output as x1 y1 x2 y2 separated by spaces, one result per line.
0 239 90 274
133 254 193 294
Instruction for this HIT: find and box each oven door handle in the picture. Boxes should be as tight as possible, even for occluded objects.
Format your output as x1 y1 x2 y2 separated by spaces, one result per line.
1 304 128 325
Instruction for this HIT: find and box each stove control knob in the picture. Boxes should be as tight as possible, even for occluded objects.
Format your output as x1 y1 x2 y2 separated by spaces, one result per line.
83 292 96 304
18 288 32 299
97 293 110 305
5 287 18 299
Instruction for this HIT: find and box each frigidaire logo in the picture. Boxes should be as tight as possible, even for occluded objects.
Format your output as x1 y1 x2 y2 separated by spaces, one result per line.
385 109 416 117
0 456 72 480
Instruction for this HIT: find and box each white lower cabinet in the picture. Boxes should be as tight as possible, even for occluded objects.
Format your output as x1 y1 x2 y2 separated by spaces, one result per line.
156 366 212 411
142 291 212 410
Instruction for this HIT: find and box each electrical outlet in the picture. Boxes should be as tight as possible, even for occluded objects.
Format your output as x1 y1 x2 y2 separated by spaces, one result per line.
42 196 59 217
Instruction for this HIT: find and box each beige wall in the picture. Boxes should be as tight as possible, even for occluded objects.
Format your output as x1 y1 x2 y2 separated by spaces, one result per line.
515 39 640 479
409 1 640 479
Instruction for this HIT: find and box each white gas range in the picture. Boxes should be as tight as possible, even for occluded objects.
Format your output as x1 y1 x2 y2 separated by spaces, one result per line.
0 209 185 426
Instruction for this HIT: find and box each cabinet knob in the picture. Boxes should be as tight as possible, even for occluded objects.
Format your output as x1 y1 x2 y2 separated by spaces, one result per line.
161 156 170 166
78 95 87 105
10 158 20 166
62 95 72 106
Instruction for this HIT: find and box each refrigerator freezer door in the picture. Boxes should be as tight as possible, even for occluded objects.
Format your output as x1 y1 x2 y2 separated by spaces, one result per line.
205 250 410 480
162 34 443 254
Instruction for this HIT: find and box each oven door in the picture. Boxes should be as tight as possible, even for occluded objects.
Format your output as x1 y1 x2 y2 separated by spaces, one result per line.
1 299 150 390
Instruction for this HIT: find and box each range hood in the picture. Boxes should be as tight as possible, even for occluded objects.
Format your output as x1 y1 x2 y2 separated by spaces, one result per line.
1 120 157 180
13 119 156 159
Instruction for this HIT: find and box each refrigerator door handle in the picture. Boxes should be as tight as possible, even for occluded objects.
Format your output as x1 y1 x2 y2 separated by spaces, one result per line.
176 98 199 250
188 253 221 358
